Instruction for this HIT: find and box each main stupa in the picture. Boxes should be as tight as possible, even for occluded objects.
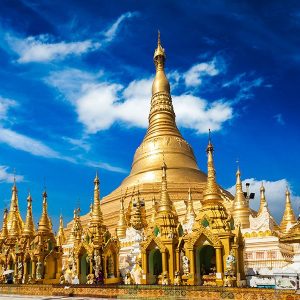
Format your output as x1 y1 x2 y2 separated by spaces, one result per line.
78 33 232 232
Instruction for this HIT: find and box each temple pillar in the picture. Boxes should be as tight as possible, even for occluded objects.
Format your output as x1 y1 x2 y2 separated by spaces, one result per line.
187 248 195 285
32 260 36 279
162 251 168 273
23 260 28 283
141 250 147 284
215 246 223 286
175 249 180 272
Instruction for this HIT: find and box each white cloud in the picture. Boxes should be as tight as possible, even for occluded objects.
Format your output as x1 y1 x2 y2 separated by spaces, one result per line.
104 12 138 42
223 73 264 103
174 95 233 133
7 34 100 63
47 68 234 134
63 137 91 152
184 59 221 87
227 178 300 223
0 127 63 159
0 166 24 183
76 83 122 132
0 97 16 120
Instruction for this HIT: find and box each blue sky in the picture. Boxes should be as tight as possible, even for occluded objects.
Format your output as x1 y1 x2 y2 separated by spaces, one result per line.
0 0 299 230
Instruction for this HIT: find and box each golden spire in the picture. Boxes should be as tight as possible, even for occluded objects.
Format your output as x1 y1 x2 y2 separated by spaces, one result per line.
152 30 170 95
185 188 196 223
203 131 222 204
23 192 35 237
119 32 205 189
0 209 8 240
38 190 51 233
232 166 250 229
257 182 268 215
130 188 145 230
157 162 173 213
151 196 157 224
116 191 127 238
280 187 296 233
68 208 82 244
91 171 103 226
56 214 66 246
155 162 178 237
7 178 24 232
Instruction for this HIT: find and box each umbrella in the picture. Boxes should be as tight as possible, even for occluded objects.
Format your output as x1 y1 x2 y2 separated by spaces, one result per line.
2 270 14 275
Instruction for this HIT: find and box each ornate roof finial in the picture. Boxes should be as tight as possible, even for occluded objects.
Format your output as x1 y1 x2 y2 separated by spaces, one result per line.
130 187 145 230
257 182 268 215
203 131 222 204
0 209 8 240
116 189 127 238
185 188 196 223
152 31 170 95
157 161 173 213
232 165 250 229
158 30 161 46
280 187 296 233
7 175 24 233
38 189 51 233
23 192 35 237
56 214 66 246
151 195 157 224
68 208 82 244
91 171 102 225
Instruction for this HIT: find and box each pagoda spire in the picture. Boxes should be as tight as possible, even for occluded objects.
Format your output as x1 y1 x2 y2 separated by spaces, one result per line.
91 171 103 226
157 161 173 213
7 178 24 232
67 208 82 244
280 187 296 233
116 191 127 238
38 190 51 233
23 192 35 237
203 130 222 204
185 188 196 223
150 196 157 224
130 188 145 230
232 166 250 229
0 209 8 241
257 182 268 215
155 162 178 238
144 32 181 143
56 215 66 246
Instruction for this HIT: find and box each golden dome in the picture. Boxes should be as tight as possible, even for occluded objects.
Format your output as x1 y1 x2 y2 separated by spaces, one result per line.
119 32 206 188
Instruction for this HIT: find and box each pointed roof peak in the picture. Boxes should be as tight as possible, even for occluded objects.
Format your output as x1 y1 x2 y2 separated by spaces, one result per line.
154 30 165 59
260 181 265 191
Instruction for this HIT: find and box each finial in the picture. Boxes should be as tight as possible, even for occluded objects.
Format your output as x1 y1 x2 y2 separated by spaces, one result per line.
158 30 161 46
206 129 214 153
13 168 16 185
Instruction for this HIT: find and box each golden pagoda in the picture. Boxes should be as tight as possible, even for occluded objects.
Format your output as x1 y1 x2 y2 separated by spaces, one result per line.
74 32 233 234
231 167 250 229
280 187 297 233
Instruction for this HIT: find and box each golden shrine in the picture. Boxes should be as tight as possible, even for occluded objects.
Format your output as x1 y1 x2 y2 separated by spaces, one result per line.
0 33 299 292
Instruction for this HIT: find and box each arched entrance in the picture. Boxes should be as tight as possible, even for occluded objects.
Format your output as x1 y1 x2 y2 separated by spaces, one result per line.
80 253 89 283
195 245 216 285
148 249 162 284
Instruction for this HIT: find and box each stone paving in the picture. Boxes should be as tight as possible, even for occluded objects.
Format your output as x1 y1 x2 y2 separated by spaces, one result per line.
0 296 116 300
